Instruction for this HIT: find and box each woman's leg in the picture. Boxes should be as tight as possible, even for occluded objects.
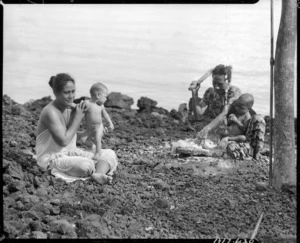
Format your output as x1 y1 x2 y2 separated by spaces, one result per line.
91 149 118 184
50 155 95 178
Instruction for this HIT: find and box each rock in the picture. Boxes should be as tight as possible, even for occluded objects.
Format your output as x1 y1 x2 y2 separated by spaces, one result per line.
24 96 52 112
152 179 170 191
178 103 188 122
50 219 77 238
255 182 268 191
20 211 40 221
50 198 61 205
154 198 169 209
170 109 181 120
29 221 42 231
9 141 18 147
73 96 90 104
5 160 24 180
31 231 48 239
137 97 157 112
151 112 167 120
105 92 134 110
11 104 31 116
15 201 25 210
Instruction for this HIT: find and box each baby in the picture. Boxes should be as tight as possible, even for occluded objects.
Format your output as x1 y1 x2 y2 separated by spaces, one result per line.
79 82 114 160
218 93 254 149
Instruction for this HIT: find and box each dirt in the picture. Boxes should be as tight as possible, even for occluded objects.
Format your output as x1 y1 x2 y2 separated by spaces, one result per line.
2 94 297 241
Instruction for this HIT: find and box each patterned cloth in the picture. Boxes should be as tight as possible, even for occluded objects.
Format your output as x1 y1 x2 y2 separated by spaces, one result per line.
226 114 266 160
202 85 242 118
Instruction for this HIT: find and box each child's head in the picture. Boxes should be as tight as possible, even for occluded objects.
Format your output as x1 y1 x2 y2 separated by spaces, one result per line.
234 93 254 115
90 82 108 104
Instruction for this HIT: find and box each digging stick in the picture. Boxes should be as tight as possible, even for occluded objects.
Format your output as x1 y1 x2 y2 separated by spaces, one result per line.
250 212 264 240
188 69 213 119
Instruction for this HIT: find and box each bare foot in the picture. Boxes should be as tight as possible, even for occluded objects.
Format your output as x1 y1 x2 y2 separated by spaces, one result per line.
91 173 112 185
93 152 102 161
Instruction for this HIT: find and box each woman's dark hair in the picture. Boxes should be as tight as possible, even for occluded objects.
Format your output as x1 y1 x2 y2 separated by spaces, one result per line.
212 64 232 83
48 73 75 94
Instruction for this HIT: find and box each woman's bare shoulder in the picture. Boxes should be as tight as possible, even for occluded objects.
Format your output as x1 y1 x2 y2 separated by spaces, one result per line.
40 102 58 119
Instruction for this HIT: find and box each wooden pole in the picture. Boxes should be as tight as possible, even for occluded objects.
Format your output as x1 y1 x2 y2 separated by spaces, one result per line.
272 0 297 190
269 0 274 186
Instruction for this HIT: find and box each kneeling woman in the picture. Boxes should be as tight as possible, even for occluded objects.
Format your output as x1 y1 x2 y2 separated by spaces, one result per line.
35 73 118 184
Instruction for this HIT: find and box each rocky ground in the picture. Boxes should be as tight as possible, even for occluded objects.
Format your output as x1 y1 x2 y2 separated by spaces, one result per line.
2 94 297 241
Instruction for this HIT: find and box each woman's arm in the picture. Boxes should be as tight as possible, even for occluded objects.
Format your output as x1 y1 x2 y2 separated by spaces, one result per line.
197 103 230 139
42 101 86 147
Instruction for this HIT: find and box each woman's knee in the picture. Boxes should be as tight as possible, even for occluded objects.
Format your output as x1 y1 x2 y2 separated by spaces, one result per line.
67 159 95 177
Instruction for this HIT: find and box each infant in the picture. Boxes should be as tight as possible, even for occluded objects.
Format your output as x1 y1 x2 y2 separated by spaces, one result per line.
79 82 114 160
217 93 254 149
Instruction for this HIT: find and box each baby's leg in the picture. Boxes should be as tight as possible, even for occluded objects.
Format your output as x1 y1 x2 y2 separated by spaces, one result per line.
93 124 104 160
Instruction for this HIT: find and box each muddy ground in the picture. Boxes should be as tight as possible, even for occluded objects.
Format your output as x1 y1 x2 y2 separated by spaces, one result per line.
2 94 297 241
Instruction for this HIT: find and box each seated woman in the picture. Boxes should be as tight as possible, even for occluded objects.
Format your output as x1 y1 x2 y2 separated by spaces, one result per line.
198 93 266 160
35 73 118 184
189 64 242 120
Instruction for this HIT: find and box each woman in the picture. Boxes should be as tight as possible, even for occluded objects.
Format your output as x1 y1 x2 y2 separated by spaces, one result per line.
189 64 242 119
35 73 118 184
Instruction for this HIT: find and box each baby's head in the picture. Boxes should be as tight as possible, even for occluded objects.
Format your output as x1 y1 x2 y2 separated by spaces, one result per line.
234 93 254 115
90 82 108 104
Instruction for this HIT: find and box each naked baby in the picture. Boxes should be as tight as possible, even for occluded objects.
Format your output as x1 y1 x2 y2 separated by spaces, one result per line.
79 82 114 160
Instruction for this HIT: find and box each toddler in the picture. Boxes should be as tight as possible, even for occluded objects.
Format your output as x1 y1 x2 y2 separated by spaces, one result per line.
218 93 254 150
79 82 114 160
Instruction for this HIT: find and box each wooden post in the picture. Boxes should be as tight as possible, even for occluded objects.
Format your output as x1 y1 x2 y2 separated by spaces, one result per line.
272 0 297 190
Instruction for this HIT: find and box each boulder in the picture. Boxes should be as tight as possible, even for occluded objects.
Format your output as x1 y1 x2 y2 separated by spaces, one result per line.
73 96 90 104
178 103 188 122
137 97 157 112
170 109 181 120
50 219 77 238
105 92 134 110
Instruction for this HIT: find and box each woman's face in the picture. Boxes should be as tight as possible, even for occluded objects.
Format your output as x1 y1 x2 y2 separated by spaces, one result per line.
55 81 76 107
212 74 229 93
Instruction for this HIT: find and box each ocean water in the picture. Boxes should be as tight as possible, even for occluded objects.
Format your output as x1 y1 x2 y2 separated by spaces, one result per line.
3 1 297 116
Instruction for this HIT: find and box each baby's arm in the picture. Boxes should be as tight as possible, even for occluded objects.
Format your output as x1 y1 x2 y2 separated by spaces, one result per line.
228 113 250 133
101 107 114 130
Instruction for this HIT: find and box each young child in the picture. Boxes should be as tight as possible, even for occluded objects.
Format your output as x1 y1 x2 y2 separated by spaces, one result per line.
217 93 254 157
79 82 114 160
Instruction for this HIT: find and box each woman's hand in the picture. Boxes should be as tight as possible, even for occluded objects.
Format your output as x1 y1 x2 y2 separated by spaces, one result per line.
197 125 210 139
189 80 200 92
74 100 88 120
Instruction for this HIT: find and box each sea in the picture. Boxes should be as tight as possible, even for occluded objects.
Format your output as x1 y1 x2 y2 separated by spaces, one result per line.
3 0 297 116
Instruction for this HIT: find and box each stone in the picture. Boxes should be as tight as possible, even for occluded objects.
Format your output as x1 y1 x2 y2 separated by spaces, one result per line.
152 179 170 191
20 211 40 221
50 219 77 238
29 221 42 231
178 103 189 122
154 198 169 209
137 97 157 111
255 182 268 191
31 231 48 239
105 92 134 110
170 109 181 120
